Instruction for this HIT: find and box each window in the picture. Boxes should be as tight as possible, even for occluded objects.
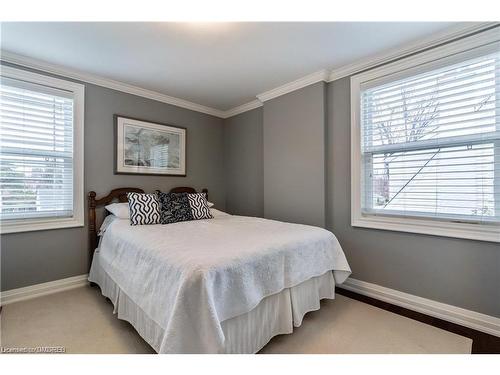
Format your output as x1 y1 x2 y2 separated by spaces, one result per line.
351 31 500 242
0 66 84 233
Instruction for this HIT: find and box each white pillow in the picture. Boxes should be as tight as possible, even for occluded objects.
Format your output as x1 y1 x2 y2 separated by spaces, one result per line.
207 201 215 208
105 202 130 219
210 208 230 218
98 214 118 236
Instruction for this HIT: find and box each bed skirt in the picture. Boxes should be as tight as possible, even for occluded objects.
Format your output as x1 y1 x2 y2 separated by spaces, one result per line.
89 252 336 354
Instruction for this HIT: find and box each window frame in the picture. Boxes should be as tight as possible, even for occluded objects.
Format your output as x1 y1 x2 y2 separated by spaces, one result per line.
0 66 84 234
351 29 500 243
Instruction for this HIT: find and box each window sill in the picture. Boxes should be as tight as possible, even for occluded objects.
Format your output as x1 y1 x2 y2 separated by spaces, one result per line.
352 214 500 243
0 217 84 234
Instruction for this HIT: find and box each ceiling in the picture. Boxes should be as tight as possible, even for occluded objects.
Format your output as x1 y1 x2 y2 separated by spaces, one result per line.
0 22 468 111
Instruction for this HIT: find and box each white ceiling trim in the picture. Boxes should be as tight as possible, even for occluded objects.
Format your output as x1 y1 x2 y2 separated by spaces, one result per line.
256 69 329 103
0 50 226 118
222 99 263 118
228 22 497 118
1 22 496 120
327 22 499 82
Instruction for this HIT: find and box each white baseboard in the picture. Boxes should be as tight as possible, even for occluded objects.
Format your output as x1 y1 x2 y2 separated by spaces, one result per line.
1 274 89 306
339 278 500 338
2 274 499 339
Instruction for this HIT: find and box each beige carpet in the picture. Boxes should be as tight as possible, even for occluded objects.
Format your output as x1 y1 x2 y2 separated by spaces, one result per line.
0 285 472 354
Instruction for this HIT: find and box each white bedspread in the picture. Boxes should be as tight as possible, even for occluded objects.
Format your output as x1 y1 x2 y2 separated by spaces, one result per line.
92 213 351 353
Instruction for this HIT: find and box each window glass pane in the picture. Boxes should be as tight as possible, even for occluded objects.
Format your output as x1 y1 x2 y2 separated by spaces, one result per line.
362 52 499 151
366 143 497 221
361 50 500 223
0 79 74 220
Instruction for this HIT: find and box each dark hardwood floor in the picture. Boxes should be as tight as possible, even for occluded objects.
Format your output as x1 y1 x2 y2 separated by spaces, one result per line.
336 287 500 354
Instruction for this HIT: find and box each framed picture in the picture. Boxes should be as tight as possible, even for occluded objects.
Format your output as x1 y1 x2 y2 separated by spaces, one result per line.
114 115 186 176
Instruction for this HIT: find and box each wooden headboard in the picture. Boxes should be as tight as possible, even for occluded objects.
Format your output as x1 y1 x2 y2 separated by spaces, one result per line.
87 187 208 268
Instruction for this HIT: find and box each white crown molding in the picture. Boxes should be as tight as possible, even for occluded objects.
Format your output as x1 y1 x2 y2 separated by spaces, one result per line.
225 22 498 118
2 23 497 120
256 69 329 103
222 99 263 118
0 50 226 118
327 22 499 82
1 274 89 306
340 278 500 338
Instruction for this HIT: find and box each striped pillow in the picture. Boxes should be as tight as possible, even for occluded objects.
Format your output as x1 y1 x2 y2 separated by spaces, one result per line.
187 193 213 220
127 192 160 225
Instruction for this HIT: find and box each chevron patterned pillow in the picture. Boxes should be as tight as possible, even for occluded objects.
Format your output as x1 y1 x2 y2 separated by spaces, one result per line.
187 193 213 220
127 192 161 225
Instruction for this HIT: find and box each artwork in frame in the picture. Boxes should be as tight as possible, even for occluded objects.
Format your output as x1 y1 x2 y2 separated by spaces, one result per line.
114 115 186 176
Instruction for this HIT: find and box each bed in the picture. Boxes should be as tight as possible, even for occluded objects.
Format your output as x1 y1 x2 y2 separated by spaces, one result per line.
87 187 351 353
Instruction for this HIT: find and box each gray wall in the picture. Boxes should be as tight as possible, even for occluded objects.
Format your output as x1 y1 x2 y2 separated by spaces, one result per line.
263 82 326 227
223 79 500 318
223 108 264 217
2 63 499 318
1 65 225 291
327 77 500 318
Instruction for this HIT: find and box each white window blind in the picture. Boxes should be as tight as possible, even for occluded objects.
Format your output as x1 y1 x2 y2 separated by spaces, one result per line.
360 50 500 224
0 76 75 221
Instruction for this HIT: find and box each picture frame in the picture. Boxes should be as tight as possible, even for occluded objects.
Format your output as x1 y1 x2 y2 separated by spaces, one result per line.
114 115 186 176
